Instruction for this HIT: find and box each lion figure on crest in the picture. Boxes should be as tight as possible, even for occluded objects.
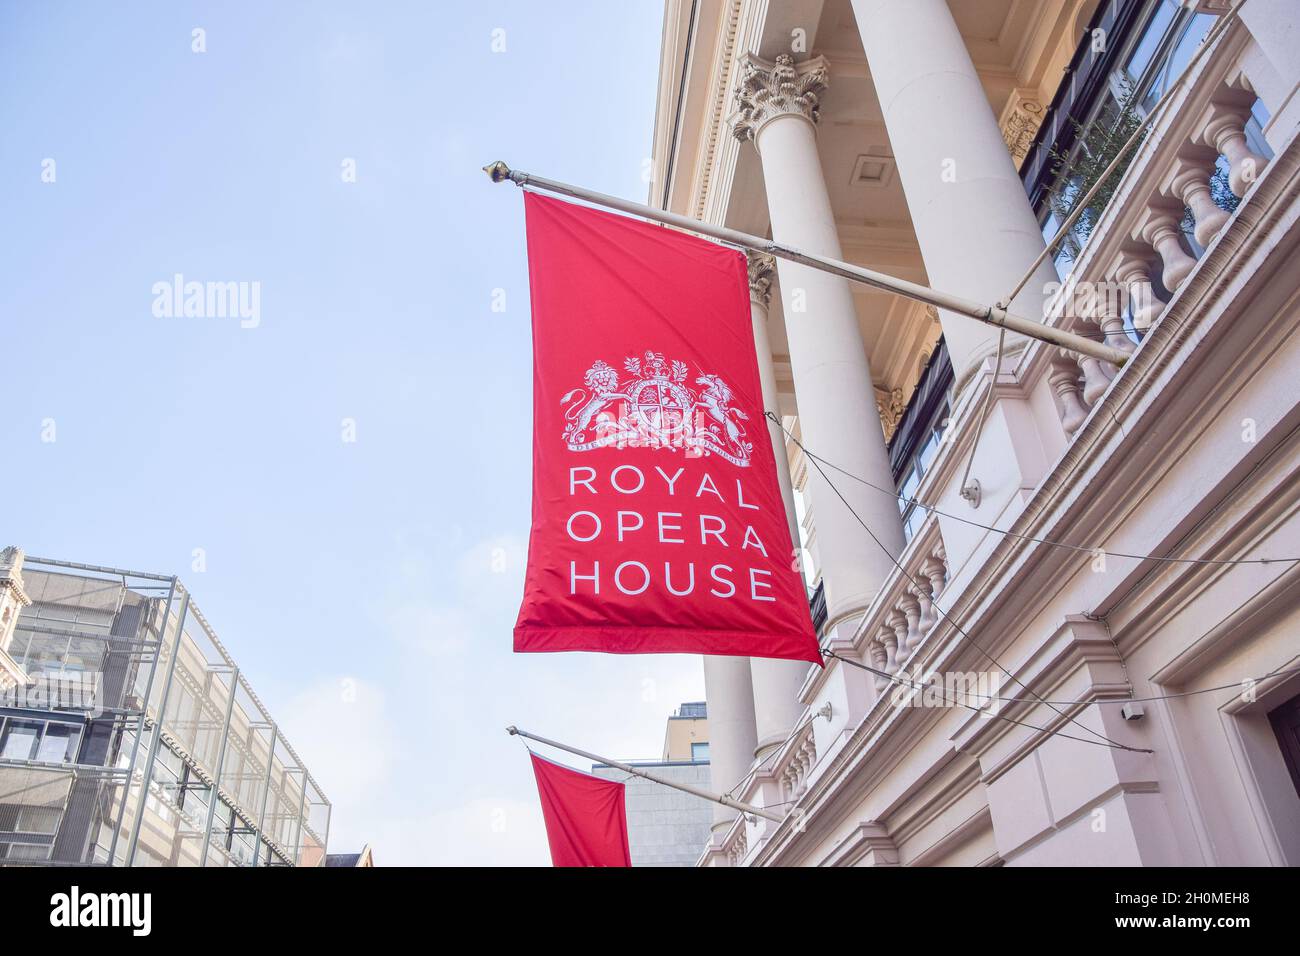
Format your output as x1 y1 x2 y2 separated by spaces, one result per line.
561 360 629 443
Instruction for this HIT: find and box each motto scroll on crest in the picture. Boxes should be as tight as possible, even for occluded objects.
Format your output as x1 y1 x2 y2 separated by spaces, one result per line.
560 350 753 467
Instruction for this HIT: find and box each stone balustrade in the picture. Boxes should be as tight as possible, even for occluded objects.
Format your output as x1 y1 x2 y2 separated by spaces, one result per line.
727 514 949 842
1045 22 1272 435
717 699 818 866
861 518 949 691
719 814 748 866
774 714 817 804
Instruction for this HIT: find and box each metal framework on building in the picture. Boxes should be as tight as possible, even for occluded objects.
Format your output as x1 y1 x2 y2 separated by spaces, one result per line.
0 556 330 867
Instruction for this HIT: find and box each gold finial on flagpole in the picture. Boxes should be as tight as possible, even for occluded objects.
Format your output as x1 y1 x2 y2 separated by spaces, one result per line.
483 160 512 183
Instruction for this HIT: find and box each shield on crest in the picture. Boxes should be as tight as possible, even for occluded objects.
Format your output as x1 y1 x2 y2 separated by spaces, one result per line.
630 379 692 436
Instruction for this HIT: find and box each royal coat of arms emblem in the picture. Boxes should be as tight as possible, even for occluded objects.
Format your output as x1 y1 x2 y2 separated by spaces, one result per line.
560 350 753 467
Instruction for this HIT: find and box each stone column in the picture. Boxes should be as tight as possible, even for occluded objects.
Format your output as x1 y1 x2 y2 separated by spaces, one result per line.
745 252 812 759
745 252 800 549
850 0 1062 388
701 655 757 838
730 53 905 637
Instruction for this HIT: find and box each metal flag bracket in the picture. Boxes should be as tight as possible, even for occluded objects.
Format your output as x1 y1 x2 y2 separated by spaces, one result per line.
484 160 1129 368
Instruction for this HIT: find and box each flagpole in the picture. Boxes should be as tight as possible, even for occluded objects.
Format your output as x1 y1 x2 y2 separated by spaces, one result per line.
508 725 785 823
484 161 1130 368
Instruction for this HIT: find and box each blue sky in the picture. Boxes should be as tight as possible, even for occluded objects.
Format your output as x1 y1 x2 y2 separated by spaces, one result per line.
0 0 705 864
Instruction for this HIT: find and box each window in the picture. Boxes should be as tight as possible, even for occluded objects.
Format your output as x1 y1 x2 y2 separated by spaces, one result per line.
1139 11 1217 112
791 483 818 588
690 742 710 762
1269 691 1300 801
1035 1 1239 268
207 800 237 858
1 842 53 861
887 341 954 545
36 724 81 764
1123 0 1177 86
1040 210 1073 280
231 828 257 865
0 718 83 764
0 720 42 760
15 805 61 835
896 403 949 543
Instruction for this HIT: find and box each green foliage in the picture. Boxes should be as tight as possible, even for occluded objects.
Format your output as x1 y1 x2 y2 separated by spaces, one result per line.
1048 80 1242 258
1046 84 1146 262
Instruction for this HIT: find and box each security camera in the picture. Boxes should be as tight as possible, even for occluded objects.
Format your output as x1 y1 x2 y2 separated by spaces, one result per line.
1120 702 1145 721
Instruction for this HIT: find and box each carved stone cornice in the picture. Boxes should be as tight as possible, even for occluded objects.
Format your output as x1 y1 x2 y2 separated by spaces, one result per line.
745 251 776 308
0 545 28 589
729 53 829 144
999 87 1044 169
875 385 906 442
0 546 31 691
819 822 899 867
0 545 32 621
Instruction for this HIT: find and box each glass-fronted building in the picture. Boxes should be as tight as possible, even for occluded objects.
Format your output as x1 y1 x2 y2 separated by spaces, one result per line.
0 548 330 866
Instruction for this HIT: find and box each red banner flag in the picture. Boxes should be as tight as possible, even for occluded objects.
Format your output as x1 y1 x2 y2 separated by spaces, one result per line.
530 753 632 867
514 193 819 663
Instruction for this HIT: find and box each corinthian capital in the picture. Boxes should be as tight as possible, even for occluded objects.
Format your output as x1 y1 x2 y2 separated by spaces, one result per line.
730 53 829 143
745 251 776 308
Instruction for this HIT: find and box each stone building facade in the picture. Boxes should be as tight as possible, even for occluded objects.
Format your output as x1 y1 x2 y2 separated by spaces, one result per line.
648 0 1300 866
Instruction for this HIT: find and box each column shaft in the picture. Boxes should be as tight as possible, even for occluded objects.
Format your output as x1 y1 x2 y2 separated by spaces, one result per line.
746 253 812 757
702 655 758 834
851 0 1059 385
744 94 905 623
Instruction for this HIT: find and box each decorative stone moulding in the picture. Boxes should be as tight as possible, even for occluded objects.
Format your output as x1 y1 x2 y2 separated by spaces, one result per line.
1201 106 1269 197
1164 148 1232 246
1136 204 1198 293
730 53 829 143
862 533 949 692
746 251 776 308
1038 31 1274 438
1000 87 1045 167
0 545 32 692
1111 252 1166 333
